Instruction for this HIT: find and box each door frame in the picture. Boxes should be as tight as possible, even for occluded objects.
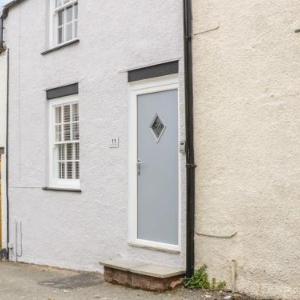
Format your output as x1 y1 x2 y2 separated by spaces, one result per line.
128 75 181 253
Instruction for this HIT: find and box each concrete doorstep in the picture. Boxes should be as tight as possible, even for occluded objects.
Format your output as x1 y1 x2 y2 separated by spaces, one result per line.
100 259 185 292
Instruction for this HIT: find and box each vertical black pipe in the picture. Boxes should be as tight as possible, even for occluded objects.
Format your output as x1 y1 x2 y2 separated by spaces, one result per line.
183 0 196 278
5 48 10 259
0 17 4 51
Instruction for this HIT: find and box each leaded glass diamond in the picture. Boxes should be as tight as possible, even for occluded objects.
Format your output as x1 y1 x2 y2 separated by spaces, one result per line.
150 114 166 142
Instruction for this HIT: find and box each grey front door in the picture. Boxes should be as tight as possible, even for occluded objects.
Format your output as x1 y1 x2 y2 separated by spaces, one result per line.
137 89 179 245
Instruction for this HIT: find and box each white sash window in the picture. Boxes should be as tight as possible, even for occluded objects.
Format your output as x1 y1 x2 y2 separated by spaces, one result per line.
49 96 80 189
50 0 78 46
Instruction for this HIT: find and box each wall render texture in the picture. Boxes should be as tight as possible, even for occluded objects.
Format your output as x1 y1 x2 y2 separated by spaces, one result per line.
0 52 6 148
4 0 186 273
193 1 300 299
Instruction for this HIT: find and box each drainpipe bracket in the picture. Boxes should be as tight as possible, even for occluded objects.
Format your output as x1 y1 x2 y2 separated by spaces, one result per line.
186 163 197 169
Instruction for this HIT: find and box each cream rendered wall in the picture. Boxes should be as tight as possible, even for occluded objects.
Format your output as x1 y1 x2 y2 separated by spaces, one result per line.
193 1 300 299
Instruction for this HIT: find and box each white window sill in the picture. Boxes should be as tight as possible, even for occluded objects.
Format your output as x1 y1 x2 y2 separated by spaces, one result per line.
41 39 80 55
42 186 82 193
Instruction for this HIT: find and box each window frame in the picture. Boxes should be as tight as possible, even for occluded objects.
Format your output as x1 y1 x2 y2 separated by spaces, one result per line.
48 95 80 189
49 0 78 48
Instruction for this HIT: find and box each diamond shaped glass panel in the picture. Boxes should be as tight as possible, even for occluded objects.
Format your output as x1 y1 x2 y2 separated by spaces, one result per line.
151 115 165 141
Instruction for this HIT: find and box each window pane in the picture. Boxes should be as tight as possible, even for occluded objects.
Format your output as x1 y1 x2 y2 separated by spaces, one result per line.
58 144 65 160
58 162 63 178
58 10 64 26
72 123 79 140
75 143 79 160
64 124 71 141
63 105 71 123
66 23 73 41
74 21 78 38
55 125 62 142
59 162 65 179
67 162 73 179
72 104 79 121
66 144 73 160
74 3 78 19
75 162 80 179
58 27 63 44
55 106 62 123
66 6 73 22
62 163 66 179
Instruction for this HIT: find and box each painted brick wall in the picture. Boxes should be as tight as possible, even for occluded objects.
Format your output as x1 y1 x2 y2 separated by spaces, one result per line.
193 1 300 299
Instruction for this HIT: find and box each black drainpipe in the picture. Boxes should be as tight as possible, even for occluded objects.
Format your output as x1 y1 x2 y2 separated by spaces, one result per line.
183 0 196 278
0 17 4 51
0 12 10 259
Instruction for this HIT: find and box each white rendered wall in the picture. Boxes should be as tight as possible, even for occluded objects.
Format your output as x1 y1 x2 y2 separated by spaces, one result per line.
0 51 6 148
4 0 186 272
0 52 7 249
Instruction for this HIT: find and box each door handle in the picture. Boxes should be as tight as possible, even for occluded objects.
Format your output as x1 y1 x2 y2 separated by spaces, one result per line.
137 160 143 176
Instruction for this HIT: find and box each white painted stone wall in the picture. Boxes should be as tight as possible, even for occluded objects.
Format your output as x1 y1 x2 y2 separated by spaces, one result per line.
4 0 186 272
193 1 300 299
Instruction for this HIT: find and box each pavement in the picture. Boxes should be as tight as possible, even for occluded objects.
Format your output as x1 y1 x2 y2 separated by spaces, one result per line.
0 262 253 300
